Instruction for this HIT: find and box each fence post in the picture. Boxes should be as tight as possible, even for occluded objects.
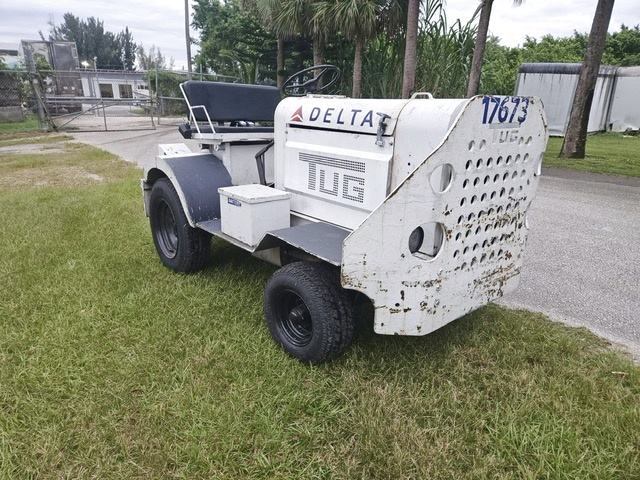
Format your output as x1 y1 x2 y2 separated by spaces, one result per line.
24 48 49 131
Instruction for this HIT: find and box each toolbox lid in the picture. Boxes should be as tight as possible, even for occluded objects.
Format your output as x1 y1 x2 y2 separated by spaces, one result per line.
218 184 292 204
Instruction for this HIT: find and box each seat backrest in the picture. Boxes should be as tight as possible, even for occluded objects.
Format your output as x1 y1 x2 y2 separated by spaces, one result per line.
181 81 281 123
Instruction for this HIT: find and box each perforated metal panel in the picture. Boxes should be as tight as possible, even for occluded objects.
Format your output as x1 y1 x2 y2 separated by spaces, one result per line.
341 95 548 336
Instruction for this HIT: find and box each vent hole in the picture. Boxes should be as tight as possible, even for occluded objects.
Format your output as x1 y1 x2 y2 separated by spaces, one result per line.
429 163 454 193
409 222 445 260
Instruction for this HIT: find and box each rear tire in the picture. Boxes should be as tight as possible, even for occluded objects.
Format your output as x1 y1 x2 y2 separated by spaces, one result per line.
264 261 355 364
149 178 211 273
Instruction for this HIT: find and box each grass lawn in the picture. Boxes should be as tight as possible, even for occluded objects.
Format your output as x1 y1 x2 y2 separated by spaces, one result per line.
545 132 640 178
1 135 639 478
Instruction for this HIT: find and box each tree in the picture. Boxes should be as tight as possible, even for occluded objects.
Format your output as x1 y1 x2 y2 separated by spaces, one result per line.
315 0 383 98
560 0 615 159
118 27 137 70
401 0 421 98
466 0 523 98
137 44 173 70
49 13 136 69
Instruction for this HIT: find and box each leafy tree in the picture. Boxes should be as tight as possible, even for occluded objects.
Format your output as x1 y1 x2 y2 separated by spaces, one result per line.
48 13 136 69
118 27 137 71
137 44 173 70
193 0 277 82
561 0 615 159
605 24 640 65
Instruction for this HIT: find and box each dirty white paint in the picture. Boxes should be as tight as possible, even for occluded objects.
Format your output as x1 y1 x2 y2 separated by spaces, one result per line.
341 95 548 336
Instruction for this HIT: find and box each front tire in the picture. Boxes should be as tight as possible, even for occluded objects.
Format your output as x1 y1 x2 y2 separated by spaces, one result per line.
264 262 355 364
149 178 211 273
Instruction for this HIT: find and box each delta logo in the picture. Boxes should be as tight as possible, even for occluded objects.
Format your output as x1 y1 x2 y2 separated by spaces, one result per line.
290 106 303 122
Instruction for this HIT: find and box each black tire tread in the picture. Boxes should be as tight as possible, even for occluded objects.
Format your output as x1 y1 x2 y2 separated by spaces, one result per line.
264 261 355 364
149 178 211 273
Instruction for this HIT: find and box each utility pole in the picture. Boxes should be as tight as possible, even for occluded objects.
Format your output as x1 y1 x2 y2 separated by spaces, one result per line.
185 0 193 80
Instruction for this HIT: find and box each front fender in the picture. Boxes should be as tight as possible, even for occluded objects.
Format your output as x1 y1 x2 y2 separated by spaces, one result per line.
142 151 232 226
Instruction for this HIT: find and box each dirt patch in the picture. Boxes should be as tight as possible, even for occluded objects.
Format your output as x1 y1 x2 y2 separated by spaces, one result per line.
0 143 67 155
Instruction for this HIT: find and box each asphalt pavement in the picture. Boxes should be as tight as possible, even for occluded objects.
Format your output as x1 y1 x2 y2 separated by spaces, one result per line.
71 126 640 360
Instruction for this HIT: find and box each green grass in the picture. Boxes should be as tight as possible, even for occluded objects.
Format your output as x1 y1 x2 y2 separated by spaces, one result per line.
0 115 43 134
1 137 639 478
545 132 640 177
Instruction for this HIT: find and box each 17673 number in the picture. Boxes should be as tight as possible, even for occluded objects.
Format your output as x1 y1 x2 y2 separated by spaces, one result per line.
481 96 529 125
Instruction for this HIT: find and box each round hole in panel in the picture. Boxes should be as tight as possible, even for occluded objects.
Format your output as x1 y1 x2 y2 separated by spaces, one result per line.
470 257 477 267
475 226 482 235
480 254 487 263
479 140 486 150
496 156 503 166
429 163 454 193
506 155 512 165
461 262 468 269
408 226 424 254
509 187 515 195
468 212 476 221
484 175 490 185
526 136 533 145
481 193 488 202
512 171 518 180
503 172 510 182
408 222 445 261
466 160 473 170
468 140 475 151
457 215 464 225
487 157 493 167
493 174 500 183
455 232 462 241
463 246 470 255
524 153 530 163
476 158 483 169
490 191 497 200
460 197 466 207
463 179 469 189
453 250 460 258
484 224 491 232
474 177 480 187
465 229 472 238
521 169 527 178
470 195 477 205
515 154 521 164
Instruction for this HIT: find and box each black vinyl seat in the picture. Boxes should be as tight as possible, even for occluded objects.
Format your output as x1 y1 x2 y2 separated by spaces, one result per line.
179 81 281 139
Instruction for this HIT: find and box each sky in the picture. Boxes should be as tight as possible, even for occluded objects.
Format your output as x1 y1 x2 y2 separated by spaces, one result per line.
1 0 639 70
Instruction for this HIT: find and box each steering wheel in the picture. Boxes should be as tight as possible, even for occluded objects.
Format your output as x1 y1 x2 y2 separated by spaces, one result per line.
282 65 341 97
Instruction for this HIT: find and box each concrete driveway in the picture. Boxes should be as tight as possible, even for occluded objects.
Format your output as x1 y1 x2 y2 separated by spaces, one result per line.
71 127 640 360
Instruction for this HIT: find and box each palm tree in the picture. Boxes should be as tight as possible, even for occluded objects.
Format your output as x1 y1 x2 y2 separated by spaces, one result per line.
401 0 421 98
316 0 383 98
466 0 523 98
560 0 615 158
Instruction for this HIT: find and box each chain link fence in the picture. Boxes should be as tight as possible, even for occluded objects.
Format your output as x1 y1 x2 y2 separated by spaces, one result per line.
152 69 239 126
1 68 241 132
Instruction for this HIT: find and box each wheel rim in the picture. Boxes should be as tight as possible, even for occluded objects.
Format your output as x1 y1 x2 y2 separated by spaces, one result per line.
275 289 313 347
155 199 178 259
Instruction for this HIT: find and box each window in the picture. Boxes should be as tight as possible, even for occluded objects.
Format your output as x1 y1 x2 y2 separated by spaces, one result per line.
119 84 133 99
99 84 114 98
